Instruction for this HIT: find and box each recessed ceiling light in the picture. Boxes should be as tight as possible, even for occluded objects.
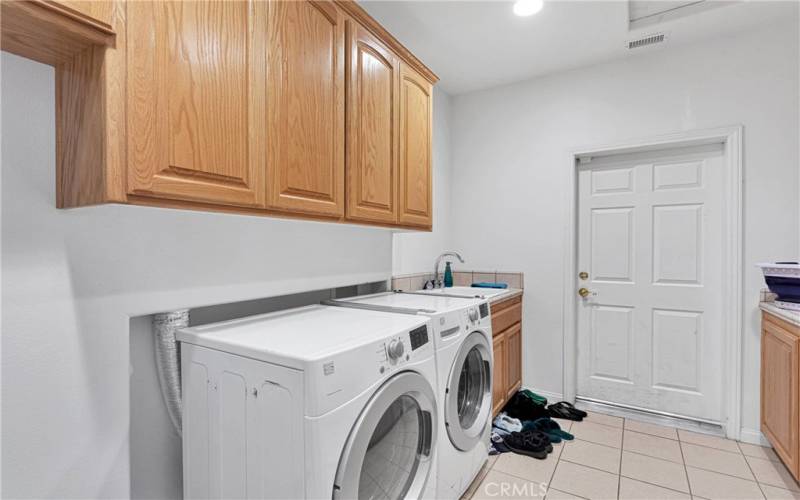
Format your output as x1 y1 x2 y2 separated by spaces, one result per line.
513 0 543 17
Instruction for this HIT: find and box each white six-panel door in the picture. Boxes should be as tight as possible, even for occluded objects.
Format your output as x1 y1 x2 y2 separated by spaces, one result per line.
576 143 725 422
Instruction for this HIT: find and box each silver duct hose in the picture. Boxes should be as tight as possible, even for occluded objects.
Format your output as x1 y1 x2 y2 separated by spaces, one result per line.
153 309 189 437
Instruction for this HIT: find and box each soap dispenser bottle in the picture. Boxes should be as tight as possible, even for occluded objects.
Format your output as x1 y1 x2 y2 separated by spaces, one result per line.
444 262 454 288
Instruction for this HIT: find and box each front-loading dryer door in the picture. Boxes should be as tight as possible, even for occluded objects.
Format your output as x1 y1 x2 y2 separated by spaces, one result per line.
445 330 492 451
333 371 437 500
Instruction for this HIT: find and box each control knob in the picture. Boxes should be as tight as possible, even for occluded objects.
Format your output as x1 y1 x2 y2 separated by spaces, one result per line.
387 339 405 360
468 308 480 322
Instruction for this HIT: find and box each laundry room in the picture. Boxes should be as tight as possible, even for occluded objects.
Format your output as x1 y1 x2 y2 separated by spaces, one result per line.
1 1 799 499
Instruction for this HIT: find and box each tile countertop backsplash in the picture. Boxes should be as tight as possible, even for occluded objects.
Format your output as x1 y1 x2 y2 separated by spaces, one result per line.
760 289 800 327
391 270 524 294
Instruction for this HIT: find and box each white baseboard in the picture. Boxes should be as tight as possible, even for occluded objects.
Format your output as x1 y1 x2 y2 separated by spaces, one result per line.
524 385 769 447
739 428 771 447
522 386 564 402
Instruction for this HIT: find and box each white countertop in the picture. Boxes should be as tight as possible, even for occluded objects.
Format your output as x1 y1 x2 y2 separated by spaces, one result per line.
488 288 523 304
760 302 800 327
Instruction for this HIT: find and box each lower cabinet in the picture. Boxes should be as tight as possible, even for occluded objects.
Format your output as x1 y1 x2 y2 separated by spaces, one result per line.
505 323 522 399
491 295 523 416
492 333 507 416
761 311 800 480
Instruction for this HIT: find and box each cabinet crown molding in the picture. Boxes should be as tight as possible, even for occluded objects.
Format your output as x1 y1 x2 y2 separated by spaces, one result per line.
335 0 438 85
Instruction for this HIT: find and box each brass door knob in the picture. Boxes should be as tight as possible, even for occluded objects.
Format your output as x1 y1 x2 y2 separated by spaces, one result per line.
578 287 590 298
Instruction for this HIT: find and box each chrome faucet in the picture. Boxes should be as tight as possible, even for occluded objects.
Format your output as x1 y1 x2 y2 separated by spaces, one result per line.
432 252 465 289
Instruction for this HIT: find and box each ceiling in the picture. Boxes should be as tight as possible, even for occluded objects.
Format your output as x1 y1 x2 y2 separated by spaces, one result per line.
360 0 797 95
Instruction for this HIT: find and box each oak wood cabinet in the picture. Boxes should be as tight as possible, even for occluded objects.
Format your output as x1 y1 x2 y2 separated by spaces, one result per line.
505 323 522 399
345 20 399 224
266 0 345 217
3 0 437 230
0 1 115 66
127 0 265 208
491 294 524 416
398 63 433 228
761 311 800 480
493 333 507 416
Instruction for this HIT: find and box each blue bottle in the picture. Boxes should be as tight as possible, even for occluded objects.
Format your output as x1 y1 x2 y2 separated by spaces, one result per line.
444 262 453 287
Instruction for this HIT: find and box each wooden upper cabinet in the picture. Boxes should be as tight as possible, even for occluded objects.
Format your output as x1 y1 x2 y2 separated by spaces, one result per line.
21 0 439 227
345 20 400 224
127 0 265 207
398 63 433 228
56 1 114 27
266 0 345 217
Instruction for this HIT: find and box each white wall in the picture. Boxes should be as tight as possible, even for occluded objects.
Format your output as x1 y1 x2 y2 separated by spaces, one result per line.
392 87 454 275
0 52 394 499
449 20 799 437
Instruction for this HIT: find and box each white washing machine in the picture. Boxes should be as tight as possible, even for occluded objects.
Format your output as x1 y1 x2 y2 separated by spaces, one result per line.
325 293 493 499
176 304 439 499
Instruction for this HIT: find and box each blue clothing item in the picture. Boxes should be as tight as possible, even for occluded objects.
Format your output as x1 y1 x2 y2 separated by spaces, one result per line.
471 282 508 289
493 413 523 433
492 426 511 437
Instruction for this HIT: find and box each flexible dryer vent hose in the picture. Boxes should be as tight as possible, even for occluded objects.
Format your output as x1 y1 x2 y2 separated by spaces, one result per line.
153 309 189 437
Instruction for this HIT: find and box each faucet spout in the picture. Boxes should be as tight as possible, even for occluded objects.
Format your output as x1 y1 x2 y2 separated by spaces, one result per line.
433 252 465 289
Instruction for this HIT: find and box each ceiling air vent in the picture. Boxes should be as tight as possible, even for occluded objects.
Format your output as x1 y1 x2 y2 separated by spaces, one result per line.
626 32 666 49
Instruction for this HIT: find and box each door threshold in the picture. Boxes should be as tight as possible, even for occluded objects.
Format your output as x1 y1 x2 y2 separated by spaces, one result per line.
576 397 725 438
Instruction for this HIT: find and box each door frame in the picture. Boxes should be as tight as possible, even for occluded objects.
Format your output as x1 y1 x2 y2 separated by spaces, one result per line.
561 126 743 439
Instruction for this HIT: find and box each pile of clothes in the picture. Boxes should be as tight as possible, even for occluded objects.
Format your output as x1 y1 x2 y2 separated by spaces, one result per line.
489 390 587 460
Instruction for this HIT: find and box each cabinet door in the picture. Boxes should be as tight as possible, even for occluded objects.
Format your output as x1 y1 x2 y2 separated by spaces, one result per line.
505 323 522 398
266 0 345 217
398 63 432 228
345 21 399 224
128 1 265 207
761 315 800 476
492 332 507 416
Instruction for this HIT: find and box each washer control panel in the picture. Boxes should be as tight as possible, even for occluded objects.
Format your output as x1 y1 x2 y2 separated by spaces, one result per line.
387 339 405 360
409 324 429 350
376 324 430 373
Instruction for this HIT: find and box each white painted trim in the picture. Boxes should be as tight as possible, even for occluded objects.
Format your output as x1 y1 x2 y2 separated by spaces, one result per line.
522 386 564 403
739 428 772 447
561 125 744 440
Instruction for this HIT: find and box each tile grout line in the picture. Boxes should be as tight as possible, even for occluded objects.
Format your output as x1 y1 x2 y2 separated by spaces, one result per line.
624 427 680 442
677 436 694 499
618 473 698 497
572 418 624 432
556 455 699 497
546 434 567 492
683 462 769 485
740 441 768 499
681 439 749 456
617 418 625 499
622 444 685 465
558 457 620 476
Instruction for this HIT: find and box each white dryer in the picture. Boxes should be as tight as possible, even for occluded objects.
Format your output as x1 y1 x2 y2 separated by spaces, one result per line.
177 304 439 499
326 293 494 499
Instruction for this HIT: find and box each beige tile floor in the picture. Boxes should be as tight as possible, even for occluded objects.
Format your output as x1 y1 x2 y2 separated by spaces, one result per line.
462 412 800 500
